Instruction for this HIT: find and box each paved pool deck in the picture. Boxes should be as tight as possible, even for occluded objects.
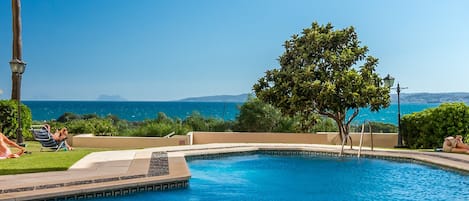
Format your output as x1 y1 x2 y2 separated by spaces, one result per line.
0 143 468 201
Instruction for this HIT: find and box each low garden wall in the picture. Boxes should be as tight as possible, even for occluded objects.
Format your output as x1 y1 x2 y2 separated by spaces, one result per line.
71 134 189 149
69 132 398 149
191 132 398 148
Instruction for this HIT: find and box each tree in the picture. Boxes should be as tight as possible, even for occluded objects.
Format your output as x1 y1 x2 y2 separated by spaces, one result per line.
253 22 390 151
235 96 282 132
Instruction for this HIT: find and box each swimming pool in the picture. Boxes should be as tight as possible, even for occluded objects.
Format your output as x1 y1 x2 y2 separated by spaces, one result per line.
91 153 469 201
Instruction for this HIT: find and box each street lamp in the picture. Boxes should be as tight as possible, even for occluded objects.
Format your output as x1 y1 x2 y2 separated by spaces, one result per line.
383 74 408 148
10 0 26 146
10 59 26 145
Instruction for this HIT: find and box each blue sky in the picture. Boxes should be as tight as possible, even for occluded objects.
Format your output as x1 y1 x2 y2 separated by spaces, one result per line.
0 0 468 101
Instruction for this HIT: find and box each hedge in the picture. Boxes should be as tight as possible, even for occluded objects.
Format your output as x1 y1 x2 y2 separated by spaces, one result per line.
0 100 33 140
401 102 469 149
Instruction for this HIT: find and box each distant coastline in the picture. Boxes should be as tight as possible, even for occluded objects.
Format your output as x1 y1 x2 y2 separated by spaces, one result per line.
178 92 469 104
391 92 469 104
21 92 469 104
178 94 249 102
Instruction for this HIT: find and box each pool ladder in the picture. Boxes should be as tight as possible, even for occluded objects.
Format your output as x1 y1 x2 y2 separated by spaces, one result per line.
357 121 374 158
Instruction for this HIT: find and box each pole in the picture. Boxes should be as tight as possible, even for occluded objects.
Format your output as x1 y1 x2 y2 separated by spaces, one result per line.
397 83 402 146
11 0 25 145
11 0 23 100
16 74 24 144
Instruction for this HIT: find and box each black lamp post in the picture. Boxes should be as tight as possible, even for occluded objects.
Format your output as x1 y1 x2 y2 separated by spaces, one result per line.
10 0 26 146
10 59 26 145
383 74 408 148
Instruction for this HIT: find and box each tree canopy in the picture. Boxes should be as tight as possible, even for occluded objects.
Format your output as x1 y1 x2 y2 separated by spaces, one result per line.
253 22 391 143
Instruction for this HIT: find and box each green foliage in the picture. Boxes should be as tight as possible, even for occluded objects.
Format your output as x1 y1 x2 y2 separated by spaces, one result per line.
350 122 397 133
40 106 398 137
68 118 117 136
235 97 282 132
0 100 32 140
156 112 173 124
312 117 339 132
184 111 209 131
401 102 469 148
48 114 119 136
118 112 190 137
125 121 175 137
183 111 232 132
234 97 314 133
253 22 390 139
56 112 81 123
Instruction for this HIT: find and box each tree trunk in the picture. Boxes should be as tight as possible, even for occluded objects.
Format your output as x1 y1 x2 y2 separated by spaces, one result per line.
323 109 359 156
335 119 348 156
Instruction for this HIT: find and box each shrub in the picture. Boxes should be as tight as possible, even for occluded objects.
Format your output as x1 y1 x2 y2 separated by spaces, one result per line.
47 114 118 136
184 111 209 131
234 97 283 132
83 118 117 136
350 122 397 133
206 118 233 132
128 120 193 137
401 102 469 148
56 112 81 123
312 117 338 132
0 100 32 140
128 121 174 137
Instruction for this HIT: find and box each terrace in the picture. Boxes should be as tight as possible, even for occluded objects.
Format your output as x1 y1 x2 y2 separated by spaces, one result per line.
1 132 468 200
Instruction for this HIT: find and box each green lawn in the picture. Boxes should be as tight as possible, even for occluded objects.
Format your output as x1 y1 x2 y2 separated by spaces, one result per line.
0 141 114 175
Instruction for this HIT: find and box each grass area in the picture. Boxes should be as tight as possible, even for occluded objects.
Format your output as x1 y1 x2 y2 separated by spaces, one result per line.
0 141 114 175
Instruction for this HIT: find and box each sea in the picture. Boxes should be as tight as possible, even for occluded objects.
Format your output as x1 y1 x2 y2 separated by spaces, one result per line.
23 101 442 125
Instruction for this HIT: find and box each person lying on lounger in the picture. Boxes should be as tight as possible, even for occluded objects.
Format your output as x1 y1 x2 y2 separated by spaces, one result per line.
0 132 25 159
43 124 73 151
443 135 469 154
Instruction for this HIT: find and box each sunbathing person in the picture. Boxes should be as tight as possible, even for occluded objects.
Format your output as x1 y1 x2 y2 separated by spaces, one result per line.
43 124 73 151
443 135 469 154
0 132 25 159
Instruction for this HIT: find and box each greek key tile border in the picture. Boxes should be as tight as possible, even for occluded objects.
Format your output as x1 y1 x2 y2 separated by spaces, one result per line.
31 180 189 201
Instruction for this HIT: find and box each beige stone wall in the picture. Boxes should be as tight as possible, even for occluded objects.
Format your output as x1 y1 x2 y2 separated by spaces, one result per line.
69 132 398 149
71 134 189 149
192 132 398 148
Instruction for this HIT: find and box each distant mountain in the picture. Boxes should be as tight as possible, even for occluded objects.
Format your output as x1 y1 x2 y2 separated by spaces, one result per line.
391 92 469 104
97 94 127 101
179 94 249 102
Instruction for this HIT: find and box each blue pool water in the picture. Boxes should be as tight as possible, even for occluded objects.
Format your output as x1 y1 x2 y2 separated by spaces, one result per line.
91 154 469 201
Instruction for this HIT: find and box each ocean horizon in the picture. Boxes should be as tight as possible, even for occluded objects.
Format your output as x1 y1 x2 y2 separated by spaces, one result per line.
23 101 441 125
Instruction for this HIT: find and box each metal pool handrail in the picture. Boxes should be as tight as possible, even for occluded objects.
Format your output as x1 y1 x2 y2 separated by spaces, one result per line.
358 121 374 158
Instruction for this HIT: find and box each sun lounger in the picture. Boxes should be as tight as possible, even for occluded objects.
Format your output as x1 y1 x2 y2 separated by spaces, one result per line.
31 126 67 152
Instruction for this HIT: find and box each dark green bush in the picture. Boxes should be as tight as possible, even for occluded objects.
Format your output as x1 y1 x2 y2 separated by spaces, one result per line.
183 111 210 131
0 100 32 140
401 102 469 149
350 122 397 133
122 118 191 137
67 118 117 136
234 97 284 132
46 114 119 136
56 112 81 123
127 121 174 137
311 117 338 132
